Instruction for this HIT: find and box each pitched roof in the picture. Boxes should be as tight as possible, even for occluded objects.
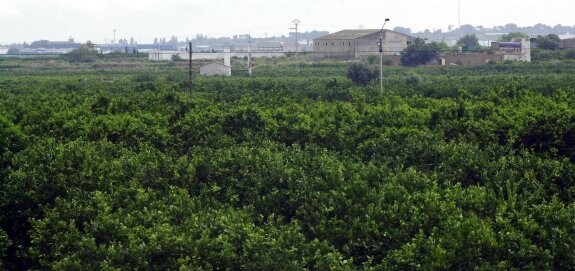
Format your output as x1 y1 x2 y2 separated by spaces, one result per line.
314 29 413 40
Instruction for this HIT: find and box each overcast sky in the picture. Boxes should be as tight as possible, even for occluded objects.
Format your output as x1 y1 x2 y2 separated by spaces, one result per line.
0 0 573 44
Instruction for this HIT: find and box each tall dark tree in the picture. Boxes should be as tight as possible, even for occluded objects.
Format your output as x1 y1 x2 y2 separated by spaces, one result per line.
537 34 561 50
457 34 480 52
65 41 98 63
400 38 440 66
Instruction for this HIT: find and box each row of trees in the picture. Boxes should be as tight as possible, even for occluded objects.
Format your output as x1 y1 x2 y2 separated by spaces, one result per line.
397 32 571 67
398 22 575 42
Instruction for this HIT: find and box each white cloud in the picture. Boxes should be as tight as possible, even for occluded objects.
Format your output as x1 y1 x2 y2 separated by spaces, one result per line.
0 2 22 18
46 0 211 12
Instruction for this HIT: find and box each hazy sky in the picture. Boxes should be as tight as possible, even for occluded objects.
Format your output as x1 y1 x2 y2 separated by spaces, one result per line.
0 0 573 44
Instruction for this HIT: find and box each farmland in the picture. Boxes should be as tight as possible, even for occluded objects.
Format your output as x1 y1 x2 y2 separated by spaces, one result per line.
1 56 575 270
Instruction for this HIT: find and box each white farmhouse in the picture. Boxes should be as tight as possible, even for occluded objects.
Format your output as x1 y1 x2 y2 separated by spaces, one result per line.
200 63 231 77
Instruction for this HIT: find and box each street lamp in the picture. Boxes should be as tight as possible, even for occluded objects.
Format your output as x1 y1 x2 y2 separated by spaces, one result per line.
379 18 390 94
290 19 301 73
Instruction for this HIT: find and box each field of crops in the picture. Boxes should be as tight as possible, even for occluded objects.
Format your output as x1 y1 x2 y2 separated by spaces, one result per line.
1 57 575 270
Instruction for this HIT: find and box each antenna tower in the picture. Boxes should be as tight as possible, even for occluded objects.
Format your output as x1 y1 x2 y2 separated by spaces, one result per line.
458 0 461 29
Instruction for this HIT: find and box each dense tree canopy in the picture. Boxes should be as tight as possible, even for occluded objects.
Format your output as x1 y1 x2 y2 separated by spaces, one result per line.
346 62 378 86
400 38 440 66
66 41 98 63
1 59 575 269
457 34 481 52
498 32 529 42
538 34 561 50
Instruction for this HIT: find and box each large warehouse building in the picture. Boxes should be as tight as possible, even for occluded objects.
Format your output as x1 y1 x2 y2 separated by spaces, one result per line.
313 29 415 58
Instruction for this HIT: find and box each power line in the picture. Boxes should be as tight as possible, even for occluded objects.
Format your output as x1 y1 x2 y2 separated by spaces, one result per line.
0 48 563 57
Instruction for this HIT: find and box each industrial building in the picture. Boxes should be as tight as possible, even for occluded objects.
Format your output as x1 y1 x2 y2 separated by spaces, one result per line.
313 29 415 58
491 38 531 62
560 38 575 49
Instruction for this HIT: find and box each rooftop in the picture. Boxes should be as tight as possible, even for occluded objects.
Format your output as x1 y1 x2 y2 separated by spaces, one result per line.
314 29 412 40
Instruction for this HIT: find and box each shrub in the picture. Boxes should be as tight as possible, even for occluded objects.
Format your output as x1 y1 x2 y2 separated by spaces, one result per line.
132 72 157 83
171 54 183 62
367 55 378 65
404 72 423 86
531 48 561 62
346 62 378 86
563 49 575 60
0 229 11 268
65 42 98 63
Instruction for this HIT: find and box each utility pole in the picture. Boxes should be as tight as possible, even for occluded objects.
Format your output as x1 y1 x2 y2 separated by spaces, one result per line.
188 42 193 97
458 0 461 30
248 34 253 77
290 19 301 73
379 18 390 94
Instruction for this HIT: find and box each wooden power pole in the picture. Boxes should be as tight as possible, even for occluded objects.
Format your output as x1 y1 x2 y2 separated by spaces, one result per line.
188 42 193 97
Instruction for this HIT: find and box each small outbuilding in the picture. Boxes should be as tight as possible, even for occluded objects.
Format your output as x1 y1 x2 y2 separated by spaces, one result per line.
200 63 232 77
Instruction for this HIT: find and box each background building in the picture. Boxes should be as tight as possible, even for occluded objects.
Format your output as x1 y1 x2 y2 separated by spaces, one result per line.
491 38 531 62
560 38 575 49
313 29 415 58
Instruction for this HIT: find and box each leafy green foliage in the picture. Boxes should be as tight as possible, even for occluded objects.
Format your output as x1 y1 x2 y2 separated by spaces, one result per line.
346 62 378 86
532 48 562 62
564 49 575 60
0 229 10 268
401 38 440 66
498 32 528 42
171 53 184 62
537 34 561 50
65 42 98 63
404 72 423 86
1 61 575 269
367 55 378 65
515 111 575 162
457 34 481 52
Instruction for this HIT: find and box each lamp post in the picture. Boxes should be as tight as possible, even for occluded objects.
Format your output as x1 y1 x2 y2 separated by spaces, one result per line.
379 18 390 94
290 19 301 73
